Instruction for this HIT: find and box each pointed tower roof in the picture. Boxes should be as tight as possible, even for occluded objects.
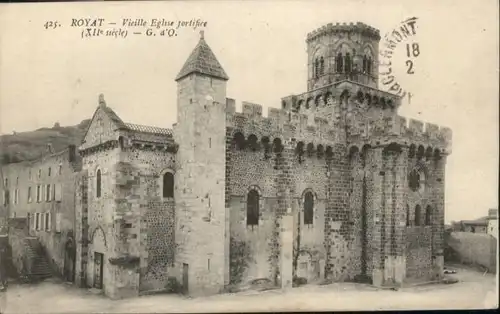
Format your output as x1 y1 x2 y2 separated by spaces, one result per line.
175 30 229 81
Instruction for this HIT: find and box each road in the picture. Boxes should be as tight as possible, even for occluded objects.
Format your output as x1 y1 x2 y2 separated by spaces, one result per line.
1 266 497 313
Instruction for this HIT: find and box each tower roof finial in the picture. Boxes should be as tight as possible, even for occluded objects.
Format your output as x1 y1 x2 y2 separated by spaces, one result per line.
98 93 106 108
200 30 204 40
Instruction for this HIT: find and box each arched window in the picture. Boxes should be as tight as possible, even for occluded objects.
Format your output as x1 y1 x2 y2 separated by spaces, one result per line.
96 169 102 198
363 56 367 73
319 57 325 75
367 57 372 74
336 53 343 73
406 204 411 226
247 189 259 226
418 171 426 194
425 205 432 225
414 205 421 226
345 53 351 73
163 172 174 198
304 191 314 225
314 58 319 78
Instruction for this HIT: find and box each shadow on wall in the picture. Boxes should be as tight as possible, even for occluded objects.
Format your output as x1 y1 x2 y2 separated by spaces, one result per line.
444 231 497 273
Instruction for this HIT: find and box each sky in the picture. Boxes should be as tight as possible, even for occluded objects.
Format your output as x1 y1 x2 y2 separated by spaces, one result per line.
0 0 498 223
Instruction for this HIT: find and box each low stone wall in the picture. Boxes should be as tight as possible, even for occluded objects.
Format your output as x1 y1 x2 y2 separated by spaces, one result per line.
445 232 497 273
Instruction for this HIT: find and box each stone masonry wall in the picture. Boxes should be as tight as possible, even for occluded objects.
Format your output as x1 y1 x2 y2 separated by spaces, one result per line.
116 148 176 294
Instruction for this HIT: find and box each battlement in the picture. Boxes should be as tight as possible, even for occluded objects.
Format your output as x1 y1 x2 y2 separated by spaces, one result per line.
306 22 381 43
390 116 452 152
225 98 340 144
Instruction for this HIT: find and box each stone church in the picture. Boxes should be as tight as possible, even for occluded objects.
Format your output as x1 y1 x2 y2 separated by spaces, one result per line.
1 22 452 299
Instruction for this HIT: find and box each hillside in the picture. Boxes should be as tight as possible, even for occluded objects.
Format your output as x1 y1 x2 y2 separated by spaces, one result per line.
0 119 91 164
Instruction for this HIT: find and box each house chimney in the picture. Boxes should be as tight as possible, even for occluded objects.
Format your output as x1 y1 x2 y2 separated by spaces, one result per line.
68 144 76 162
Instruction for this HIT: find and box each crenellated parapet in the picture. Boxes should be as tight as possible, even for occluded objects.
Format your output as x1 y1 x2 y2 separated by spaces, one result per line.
225 98 343 149
348 115 452 155
306 22 381 43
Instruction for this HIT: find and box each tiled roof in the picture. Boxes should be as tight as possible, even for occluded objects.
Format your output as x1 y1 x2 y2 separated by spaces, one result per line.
175 32 229 81
124 123 173 136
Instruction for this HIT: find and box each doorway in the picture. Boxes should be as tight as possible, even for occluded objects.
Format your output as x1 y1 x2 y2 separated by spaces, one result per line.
182 263 189 294
64 239 75 283
93 252 104 289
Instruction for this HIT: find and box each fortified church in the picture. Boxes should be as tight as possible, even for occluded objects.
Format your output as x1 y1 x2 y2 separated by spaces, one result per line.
1 22 452 299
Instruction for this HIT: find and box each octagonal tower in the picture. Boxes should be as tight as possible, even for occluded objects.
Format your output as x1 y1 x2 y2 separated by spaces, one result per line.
306 22 381 91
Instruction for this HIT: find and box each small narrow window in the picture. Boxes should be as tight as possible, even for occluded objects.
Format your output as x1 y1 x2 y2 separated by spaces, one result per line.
48 167 51 177
163 172 174 198
345 53 352 73
414 205 421 226
96 169 102 198
38 169 41 178
336 53 343 72
28 186 32 203
319 57 325 75
35 213 40 230
247 189 259 226
58 165 62 175
3 178 7 186
425 205 432 226
29 170 32 180
209 137 212 148
304 191 314 225
46 184 51 201
363 55 367 73
406 204 410 226
36 185 41 203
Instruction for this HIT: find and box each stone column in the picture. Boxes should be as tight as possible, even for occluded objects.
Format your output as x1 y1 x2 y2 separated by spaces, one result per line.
370 146 385 286
281 213 294 289
431 153 447 280
390 146 408 286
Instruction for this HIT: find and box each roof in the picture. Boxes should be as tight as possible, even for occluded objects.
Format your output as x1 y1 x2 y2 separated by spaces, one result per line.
175 31 229 81
461 217 489 226
124 123 173 136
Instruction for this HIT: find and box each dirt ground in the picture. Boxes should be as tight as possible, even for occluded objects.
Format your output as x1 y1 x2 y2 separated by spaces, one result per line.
1 265 498 313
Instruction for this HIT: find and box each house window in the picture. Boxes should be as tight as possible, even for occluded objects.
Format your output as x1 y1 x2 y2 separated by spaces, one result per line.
46 184 51 201
45 213 51 231
425 205 432 225
36 185 41 202
162 172 174 198
48 167 51 177
58 165 62 175
2 190 9 206
247 189 259 226
14 189 19 204
96 169 102 198
35 213 40 230
414 205 421 226
28 186 32 203
16 177 19 185
3 178 7 187
304 191 314 225
29 170 32 180
38 169 42 178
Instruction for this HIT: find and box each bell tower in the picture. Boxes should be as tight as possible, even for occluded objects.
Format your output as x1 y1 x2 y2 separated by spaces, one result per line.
306 22 381 91
173 30 229 296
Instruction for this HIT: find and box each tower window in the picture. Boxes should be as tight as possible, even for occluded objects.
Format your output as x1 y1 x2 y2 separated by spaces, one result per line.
336 53 343 73
304 191 314 225
319 57 325 75
163 172 174 198
314 58 319 78
425 205 432 225
247 189 259 226
406 204 410 226
363 55 367 73
414 205 421 226
96 169 102 198
344 53 352 73
367 57 372 74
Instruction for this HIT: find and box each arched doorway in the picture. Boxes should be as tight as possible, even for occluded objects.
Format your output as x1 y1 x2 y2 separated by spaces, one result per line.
64 237 76 283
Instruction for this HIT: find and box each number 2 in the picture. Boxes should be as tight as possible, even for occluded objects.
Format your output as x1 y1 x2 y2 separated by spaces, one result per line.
406 60 414 74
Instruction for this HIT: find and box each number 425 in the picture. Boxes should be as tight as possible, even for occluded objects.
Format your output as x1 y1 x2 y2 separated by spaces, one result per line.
406 43 420 75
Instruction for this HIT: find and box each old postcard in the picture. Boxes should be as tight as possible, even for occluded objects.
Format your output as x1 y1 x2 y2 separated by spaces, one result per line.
0 0 498 312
